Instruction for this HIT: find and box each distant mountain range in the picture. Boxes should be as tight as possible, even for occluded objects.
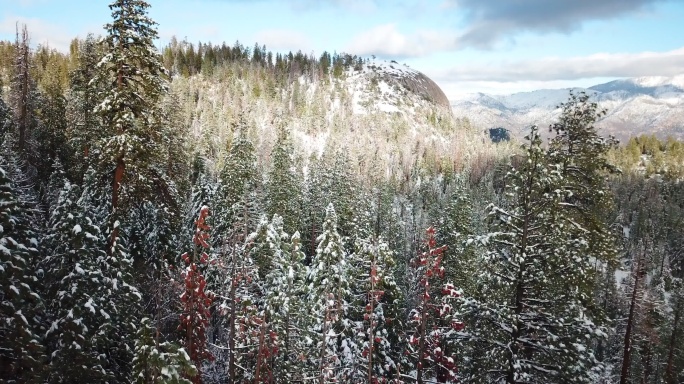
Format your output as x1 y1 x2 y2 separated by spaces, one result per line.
450 75 684 141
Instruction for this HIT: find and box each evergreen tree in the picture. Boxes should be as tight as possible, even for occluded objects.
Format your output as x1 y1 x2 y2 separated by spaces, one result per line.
93 0 169 251
459 127 607 383
9 24 35 153
307 203 351 382
214 119 259 247
0 163 45 383
132 317 196 384
42 181 127 382
404 227 462 384
261 216 308 382
350 234 403 382
179 206 214 383
66 34 103 180
266 127 303 236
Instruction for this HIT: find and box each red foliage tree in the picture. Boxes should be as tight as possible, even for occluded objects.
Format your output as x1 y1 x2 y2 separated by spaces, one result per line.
179 206 214 384
406 227 463 384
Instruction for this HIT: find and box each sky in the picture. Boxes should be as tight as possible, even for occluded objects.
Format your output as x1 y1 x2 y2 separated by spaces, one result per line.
1 0 684 100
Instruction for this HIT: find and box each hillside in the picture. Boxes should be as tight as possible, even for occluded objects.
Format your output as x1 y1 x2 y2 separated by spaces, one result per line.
450 75 684 141
169 54 496 182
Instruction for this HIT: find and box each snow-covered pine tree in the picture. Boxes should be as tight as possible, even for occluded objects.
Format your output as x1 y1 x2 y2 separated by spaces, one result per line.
436 175 480 297
547 92 619 305
307 203 351 382
404 227 462 384
304 150 358 256
80 168 143 383
132 317 196 384
66 33 103 180
213 117 258 247
266 127 303 236
179 206 214 384
0 162 46 383
208 213 262 383
93 0 170 253
9 24 35 153
459 126 607 383
42 181 134 382
42 159 66 214
351 234 403 382
262 215 308 382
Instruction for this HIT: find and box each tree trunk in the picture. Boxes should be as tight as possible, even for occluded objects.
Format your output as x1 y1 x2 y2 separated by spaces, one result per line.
255 320 267 383
228 243 237 384
665 301 681 384
417 293 427 384
108 156 125 253
318 303 331 384
620 249 643 384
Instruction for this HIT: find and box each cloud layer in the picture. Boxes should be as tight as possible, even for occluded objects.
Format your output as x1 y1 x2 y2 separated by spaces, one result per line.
435 47 684 82
446 0 668 48
252 29 312 52
0 15 74 51
345 24 455 58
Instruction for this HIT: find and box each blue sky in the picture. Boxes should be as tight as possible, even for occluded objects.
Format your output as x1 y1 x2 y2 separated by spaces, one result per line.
1 0 683 99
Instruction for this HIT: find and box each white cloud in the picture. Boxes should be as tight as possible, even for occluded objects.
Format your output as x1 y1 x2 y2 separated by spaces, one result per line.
435 46 684 83
252 29 312 52
345 24 457 58
0 15 74 52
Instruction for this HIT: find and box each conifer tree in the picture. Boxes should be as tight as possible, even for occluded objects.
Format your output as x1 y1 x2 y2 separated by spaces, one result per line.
261 216 308 382
307 203 351 382
547 91 619 278
351 234 403 382
0 163 45 383
405 227 462 384
10 23 35 153
266 127 303 236
179 206 214 383
66 34 102 179
94 0 169 251
43 181 133 382
132 317 196 384
214 120 259 246
459 127 606 383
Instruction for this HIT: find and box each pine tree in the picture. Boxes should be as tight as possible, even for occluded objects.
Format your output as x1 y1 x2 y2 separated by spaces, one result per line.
459 127 607 383
179 206 214 383
132 317 196 384
404 227 462 384
66 34 103 180
266 127 303 236
78 166 143 382
261 217 308 382
94 0 169 251
42 181 126 382
350 234 403 382
547 91 619 287
307 203 351 382
214 120 259 247
9 24 35 153
0 162 45 383
437 175 480 296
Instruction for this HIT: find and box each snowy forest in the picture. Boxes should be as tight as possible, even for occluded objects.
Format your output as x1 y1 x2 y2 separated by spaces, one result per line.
1 1 684 383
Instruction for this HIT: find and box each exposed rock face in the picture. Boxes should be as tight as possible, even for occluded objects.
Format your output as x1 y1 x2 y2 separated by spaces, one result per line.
392 69 451 110
346 59 452 113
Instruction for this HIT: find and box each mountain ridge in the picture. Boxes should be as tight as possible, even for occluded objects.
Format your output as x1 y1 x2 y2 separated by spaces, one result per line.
450 75 684 141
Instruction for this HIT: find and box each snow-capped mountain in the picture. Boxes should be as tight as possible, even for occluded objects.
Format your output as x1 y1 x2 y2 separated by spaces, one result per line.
451 75 684 141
